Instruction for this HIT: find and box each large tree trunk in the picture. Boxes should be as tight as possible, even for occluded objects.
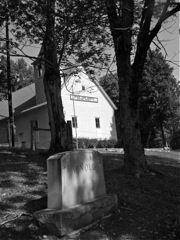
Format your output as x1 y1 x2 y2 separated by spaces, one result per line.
43 0 71 153
117 62 147 174
106 0 147 175
146 129 152 149
105 0 180 174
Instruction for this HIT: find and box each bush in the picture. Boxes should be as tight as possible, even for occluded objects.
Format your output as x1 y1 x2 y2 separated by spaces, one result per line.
170 130 180 150
96 139 117 148
73 138 118 149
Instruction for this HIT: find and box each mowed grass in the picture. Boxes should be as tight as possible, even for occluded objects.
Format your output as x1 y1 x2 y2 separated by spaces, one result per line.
0 149 180 240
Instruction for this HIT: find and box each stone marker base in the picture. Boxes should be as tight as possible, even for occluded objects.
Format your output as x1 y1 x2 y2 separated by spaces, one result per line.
34 194 117 237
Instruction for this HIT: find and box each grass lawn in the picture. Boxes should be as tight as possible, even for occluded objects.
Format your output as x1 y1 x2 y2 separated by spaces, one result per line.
0 149 179 240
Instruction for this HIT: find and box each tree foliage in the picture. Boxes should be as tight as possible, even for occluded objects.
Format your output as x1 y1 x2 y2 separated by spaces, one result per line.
100 49 180 148
0 56 34 100
1 0 180 160
140 49 180 147
105 0 180 174
0 0 112 74
0 0 112 152
11 58 34 89
100 73 119 107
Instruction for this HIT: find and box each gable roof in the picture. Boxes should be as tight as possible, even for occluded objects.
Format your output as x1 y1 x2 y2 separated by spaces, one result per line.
0 83 35 120
0 70 117 118
61 66 117 110
32 48 117 111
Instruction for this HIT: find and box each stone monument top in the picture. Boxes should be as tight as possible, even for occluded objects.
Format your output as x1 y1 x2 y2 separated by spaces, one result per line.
34 149 117 236
47 149 106 209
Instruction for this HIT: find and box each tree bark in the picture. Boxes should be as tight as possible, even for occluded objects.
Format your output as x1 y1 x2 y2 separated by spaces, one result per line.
43 0 71 153
160 123 167 148
106 0 147 175
105 0 180 174
118 66 147 174
146 128 152 149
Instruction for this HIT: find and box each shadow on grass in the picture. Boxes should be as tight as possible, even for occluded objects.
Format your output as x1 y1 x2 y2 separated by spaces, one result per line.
0 202 14 211
0 149 180 240
147 155 180 169
0 215 50 240
0 179 15 188
0 150 47 218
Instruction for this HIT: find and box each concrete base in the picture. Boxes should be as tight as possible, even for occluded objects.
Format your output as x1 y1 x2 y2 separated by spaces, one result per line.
34 194 117 237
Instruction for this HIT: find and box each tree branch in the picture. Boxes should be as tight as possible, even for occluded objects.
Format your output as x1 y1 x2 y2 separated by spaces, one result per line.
105 0 118 31
149 3 180 42
152 40 161 50
133 0 155 69
133 0 180 71
155 35 168 58
0 50 38 61
165 59 180 68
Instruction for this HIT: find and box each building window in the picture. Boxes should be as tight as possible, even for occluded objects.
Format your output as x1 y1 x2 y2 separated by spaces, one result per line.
72 116 78 128
82 85 85 91
95 118 100 128
30 120 38 130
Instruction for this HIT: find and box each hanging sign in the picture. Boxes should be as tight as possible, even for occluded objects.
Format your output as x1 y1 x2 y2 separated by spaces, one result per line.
70 94 98 103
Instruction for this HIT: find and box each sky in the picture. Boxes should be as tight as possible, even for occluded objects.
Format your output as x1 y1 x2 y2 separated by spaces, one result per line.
154 12 179 81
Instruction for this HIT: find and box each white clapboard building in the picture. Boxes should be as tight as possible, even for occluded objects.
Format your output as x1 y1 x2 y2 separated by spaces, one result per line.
0 60 117 149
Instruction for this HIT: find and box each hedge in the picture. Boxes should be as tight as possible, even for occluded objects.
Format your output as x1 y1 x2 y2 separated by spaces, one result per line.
72 138 119 149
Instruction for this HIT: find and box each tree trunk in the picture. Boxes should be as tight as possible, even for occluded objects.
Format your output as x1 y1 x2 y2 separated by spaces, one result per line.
106 0 147 175
105 0 180 174
146 128 152 149
160 123 167 149
43 0 71 153
118 67 147 174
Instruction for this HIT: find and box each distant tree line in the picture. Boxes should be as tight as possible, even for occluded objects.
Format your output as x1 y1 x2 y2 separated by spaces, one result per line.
100 49 180 149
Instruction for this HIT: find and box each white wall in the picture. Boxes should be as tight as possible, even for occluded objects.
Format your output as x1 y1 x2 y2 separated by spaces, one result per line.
15 70 117 149
15 106 51 149
62 71 117 140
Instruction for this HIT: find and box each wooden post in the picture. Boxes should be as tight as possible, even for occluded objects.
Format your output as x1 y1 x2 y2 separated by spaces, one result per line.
6 10 15 147
30 121 34 150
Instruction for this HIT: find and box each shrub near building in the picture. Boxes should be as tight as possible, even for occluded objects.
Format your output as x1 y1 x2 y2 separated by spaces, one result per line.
73 138 118 149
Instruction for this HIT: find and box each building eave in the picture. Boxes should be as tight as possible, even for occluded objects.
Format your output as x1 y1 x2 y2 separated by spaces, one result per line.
93 80 117 111
61 67 117 111
20 101 47 114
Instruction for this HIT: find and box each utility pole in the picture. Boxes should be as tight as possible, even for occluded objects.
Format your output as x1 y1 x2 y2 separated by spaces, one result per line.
72 76 78 149
6 7 15 147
